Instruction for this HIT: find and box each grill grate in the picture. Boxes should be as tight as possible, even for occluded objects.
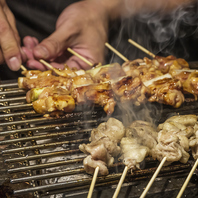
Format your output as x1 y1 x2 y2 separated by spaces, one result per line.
0 80 198 198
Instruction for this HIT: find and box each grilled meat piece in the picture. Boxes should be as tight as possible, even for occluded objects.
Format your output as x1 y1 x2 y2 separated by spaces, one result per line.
120 137 150 170
71 73 94 88
122 60 163 82
72 82 116 115
83 155 109 175
158 114 197 130
18 72 72 90
111 76 151 105
152 130 190 165
26 86 70 103
126 120 158 150
88 63 126 83
79 136 121 158
21 70 42 77
90 117 125 143
32 94 75 114
153 55 189 74
148 78 185 108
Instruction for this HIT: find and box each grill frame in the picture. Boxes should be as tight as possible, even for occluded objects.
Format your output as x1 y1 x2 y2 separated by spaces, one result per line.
0 78 198 198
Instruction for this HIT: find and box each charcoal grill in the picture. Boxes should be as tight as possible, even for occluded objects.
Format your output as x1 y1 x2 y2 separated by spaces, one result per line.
1 78 198 198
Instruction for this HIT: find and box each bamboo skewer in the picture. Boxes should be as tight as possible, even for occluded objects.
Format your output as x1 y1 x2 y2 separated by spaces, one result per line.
20 65 27 71
128 39 155 58
105 43 129 62
67 48 93 67
87 166 99 198
140 157 167 198
176 158 198 198
112 166 128 198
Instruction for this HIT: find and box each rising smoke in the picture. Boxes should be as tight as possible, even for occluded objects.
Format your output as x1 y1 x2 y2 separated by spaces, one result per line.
108 1 198 64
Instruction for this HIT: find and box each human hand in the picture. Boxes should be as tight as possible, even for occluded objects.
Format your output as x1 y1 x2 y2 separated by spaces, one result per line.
0 0 24 71
23 1 109 71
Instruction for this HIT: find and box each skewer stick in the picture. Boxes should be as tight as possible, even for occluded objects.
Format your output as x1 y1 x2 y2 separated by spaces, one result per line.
140 157 167 198
20 65 27 71
39 59 67 77
67 48 93 67
87 166 99 198
105 43 129 62
128 39 155 59
176 158 198 198
112 166 128 198
39 59 55 70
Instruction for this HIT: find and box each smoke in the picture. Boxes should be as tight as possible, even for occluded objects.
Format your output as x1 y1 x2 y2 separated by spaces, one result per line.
108 1 198 63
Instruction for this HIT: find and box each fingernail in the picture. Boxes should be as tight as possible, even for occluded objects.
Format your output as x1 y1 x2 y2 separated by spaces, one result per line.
34 45 49 59
8 57 21 71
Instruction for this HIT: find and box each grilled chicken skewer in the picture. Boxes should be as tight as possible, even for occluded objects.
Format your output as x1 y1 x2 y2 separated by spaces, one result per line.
113 120 158 198
79 118 125 197
141 114 197 198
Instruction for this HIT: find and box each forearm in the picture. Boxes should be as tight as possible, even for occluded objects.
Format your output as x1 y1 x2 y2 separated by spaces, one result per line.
90 0 195 20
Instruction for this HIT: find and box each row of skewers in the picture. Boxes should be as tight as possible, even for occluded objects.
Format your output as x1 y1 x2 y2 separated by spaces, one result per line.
17 39 198 197
79 114 198 198
17 40 198 117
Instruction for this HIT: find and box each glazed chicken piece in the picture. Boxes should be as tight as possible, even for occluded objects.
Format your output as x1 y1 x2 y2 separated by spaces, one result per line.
122 59 163 82
126 120 158 150
147 78 185 108
111 76 151 105
90 117 125 143
71 73 94 89
120 137 150 171
87 63 126 83
32 94 75 114
21 70 42 78
18 71 72 91
72 82 116 115
152 55 189 74
182 71 198 99
26 86 71 103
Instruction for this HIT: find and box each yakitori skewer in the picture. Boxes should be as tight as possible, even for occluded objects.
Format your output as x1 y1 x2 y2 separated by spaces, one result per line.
105 43 129 62
140 157 167 198
67 48 93 67
87 166 99 198
128 39 155 58
176 158 198 198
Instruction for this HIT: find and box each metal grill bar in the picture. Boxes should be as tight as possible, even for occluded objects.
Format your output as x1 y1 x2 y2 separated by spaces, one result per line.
5 149 81 163
8 158 85 173
0 119 98 136
0 129 91 146
2 138 89 154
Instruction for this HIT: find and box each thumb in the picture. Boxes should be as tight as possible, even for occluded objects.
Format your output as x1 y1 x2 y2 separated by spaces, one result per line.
33 24 78 60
